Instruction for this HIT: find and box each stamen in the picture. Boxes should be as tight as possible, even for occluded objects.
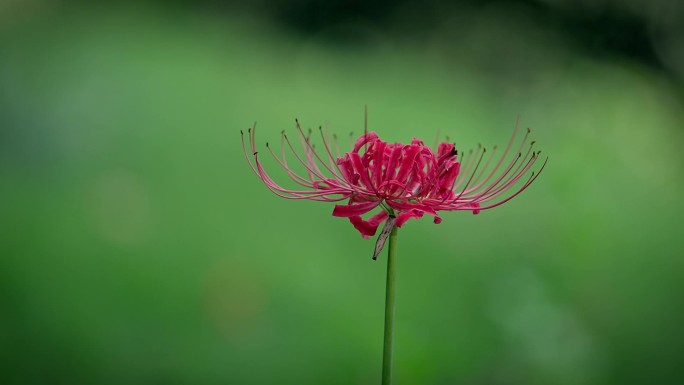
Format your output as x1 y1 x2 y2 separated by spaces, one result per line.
433 129 441 151
249 132 352 201
266 140 317 188
241 124 259 177
449 147 486 204
266 132 314 189
468 144 498 188
461 120 531 194
467 157 548 211
332 132 340 159
295 120 353 188
474 152 539 203
318 126 344 174
452 146 479 191
283 132 325 182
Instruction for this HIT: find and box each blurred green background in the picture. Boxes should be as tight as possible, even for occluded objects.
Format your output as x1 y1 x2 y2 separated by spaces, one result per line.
1 1 684 384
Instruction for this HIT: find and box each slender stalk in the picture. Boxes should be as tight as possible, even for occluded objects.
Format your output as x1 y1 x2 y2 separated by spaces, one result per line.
381 225 399 385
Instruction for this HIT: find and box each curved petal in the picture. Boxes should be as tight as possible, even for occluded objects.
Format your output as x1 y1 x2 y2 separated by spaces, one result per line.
353 132 379 153
395 210 424 227
332 200 382 217
387 200 442 226
349 211 389 239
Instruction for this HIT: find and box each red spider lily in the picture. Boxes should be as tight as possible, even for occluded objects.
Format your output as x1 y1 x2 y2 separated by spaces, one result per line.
242 119 546 257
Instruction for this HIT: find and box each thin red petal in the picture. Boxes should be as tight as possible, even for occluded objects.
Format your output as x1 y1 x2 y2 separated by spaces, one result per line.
332 200 382 217
395 210 424 227
353 132 379 153
349 211 389 238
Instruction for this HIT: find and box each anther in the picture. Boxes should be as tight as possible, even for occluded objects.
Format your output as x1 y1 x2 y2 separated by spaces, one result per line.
530 140 536 146
240 130 243 135
527 127 531 133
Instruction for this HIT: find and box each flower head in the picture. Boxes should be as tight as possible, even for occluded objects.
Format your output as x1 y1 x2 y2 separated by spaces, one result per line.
242 118 546 256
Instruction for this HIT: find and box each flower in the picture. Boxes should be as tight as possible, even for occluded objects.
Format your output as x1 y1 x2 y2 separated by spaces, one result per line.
242 119 546 256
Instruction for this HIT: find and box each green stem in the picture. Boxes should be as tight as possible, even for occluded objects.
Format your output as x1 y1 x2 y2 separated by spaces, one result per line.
381 225 399 385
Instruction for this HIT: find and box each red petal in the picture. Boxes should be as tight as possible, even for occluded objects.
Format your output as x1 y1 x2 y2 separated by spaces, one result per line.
393 145 422 184
353 132 379 153
395 210 424 227
386 201 438 216
387 201 442 226
332 200 382 217
350 153 375 191
349 211 389 238
372 140 387 187
437 142 457 162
